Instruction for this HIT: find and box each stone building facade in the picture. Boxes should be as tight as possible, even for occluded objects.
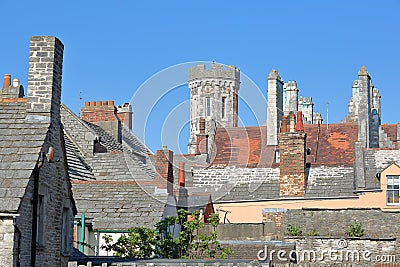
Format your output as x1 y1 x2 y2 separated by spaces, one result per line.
0 36 76 267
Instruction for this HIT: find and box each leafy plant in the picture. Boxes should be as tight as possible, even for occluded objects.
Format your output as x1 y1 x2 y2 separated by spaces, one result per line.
101 209 232 259
286 225 302 236
306 229 319 236
101 227 156 258
346 222 364 237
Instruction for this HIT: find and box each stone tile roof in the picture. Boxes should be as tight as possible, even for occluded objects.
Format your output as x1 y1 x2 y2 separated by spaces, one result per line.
381 124 398 149
0 99 49 212
84 121 124 152
210 124 359 168
71 180 168 230
122 126 152 156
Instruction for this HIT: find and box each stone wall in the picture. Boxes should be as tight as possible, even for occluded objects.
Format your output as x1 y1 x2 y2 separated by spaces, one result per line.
0 217 15 267
285 237 398 266
192 167 279 189
281 209 400 239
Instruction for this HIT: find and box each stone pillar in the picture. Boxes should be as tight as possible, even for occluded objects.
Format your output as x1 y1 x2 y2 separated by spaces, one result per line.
278 114 307 197
357 66 372 148
27 36 64 121
155 146 174 194
267 69 284 146
283 81 298 115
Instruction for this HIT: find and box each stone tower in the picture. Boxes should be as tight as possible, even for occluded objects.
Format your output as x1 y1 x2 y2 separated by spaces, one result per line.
298 96 314 124
344 66 380 148
283 81 299 115
267 69 284 146
188 63 240 154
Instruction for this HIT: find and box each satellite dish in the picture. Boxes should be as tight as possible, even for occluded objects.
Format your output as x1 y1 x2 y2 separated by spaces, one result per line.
47 146 54 162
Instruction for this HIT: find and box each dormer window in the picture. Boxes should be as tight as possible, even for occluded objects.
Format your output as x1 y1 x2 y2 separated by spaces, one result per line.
387 175 400 205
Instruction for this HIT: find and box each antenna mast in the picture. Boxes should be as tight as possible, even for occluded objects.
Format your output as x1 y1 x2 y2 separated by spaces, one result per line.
326 101 329 130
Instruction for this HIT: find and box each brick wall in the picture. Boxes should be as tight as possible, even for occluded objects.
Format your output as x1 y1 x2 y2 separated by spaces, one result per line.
278 131 306 197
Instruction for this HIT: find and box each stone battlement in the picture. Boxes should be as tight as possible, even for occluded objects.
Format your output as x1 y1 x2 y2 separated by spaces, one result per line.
189 63 240 82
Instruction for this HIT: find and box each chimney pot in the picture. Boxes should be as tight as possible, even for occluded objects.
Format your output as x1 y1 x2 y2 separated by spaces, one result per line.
296 111 304 132
123 102 129 107
109 100 114 106
3 74 11 89
97 101 103 106
12 78 19 87
85 101 90 106
178 162 185 187
90 101 96 106
289 113 295 132
281 115 288 133
103 100 108 106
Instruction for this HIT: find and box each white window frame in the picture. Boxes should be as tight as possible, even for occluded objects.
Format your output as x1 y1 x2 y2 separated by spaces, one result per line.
387 175 400 205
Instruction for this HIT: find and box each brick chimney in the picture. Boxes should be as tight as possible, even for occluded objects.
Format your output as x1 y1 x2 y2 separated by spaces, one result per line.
278 112 307 197
116 103 133 130
81 100 121 142
176 161 189 210
196 117 208 154
155 146 174 195
27 36 64 122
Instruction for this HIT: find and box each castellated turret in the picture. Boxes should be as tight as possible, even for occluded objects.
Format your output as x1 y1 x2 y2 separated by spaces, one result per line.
187 63 240 154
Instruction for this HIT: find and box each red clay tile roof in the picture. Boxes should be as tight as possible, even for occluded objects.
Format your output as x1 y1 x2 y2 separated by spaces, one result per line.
381 124 398 149
210 123 359 168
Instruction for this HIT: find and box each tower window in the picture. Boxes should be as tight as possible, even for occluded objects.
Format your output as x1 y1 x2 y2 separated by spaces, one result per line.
222 97 226 118
206 97 211 116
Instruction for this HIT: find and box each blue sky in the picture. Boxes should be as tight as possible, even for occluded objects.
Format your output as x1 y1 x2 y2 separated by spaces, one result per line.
1 1 400 153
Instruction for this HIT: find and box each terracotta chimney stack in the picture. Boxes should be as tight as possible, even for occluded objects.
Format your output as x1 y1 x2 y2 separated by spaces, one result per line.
3 74 11 89
178 162 185 187
281 115 288 133
296 111 304 132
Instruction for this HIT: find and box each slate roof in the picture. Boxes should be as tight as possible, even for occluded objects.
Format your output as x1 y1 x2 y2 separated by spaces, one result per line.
381 124 398 149
61 104 172 230
210 124 360 168
71 180 169 230
0 98 48 212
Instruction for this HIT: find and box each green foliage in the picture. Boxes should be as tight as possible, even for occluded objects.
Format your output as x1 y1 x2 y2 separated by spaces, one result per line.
306 229 319 236
286 225 302 236
101 227 156 258
101 209 232 259
346 222 364 237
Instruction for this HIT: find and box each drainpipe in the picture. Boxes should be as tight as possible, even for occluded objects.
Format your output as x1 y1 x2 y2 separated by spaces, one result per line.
31 152 45 267
80 213 85 252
